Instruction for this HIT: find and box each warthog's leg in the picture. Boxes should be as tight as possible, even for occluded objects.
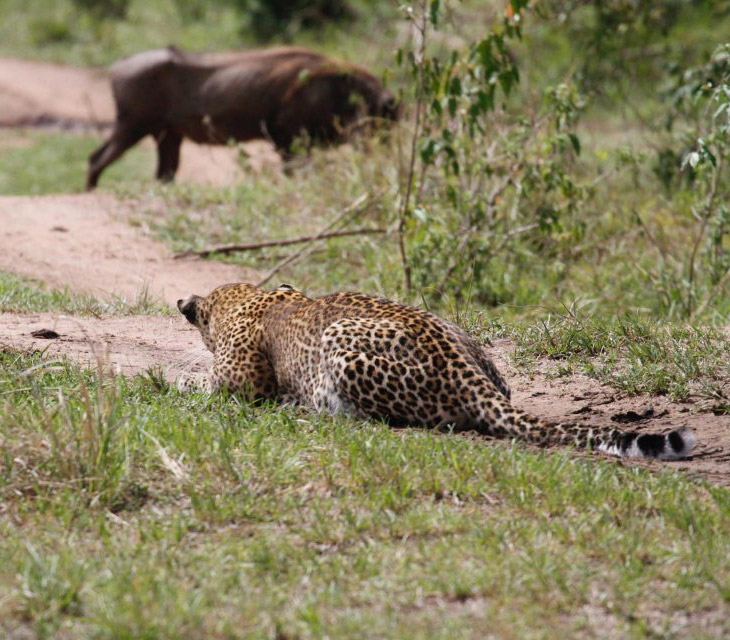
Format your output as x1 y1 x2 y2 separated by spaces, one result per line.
155 129 182 182
86 123 148 190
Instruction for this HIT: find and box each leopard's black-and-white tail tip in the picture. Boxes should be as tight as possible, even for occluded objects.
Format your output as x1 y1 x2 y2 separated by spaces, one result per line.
597 426 696 460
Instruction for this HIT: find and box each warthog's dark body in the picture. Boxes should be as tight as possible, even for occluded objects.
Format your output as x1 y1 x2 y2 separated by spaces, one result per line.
87 46 398 189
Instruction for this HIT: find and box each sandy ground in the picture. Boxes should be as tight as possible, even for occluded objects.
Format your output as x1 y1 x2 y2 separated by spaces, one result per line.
0 312 211 379
0 57 113 127
484 340 730 486
0 193 258 306
0 56 280 186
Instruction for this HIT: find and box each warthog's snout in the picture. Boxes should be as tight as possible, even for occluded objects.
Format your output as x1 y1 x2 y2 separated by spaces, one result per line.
379 92 400 120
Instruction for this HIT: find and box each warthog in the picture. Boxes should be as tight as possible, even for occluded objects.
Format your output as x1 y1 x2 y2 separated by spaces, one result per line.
87 46 399 189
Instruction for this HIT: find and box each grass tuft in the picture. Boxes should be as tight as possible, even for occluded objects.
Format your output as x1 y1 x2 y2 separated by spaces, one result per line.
502 312 730 411
0 271 172 316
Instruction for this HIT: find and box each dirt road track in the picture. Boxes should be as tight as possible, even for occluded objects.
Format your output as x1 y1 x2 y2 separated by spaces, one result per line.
0 193 258 306
0 57 113 127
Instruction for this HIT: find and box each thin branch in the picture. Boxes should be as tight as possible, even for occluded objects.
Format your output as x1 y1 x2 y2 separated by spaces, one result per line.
397 1 429 296
174 227 384 259
632 208 668 262
254 193 373 287
690 263 730 322
687 152 723 316
487 173 515 208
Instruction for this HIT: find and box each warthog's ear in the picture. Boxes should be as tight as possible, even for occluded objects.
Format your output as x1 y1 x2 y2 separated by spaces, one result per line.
177 295 200 325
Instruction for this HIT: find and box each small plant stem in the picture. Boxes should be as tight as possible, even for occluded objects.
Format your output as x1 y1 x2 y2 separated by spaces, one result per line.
174 227 383 259
397 0 429 296
687 153 723 317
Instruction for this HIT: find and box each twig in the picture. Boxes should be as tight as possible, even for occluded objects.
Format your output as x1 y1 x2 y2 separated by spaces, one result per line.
632 208 668 261
690 265 730 321
174 226 384 259
254 193 373 287
397 1 429 296
487 173 515 208
687 153 723 316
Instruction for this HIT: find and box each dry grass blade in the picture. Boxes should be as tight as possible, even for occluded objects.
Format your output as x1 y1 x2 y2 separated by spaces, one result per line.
141 429 189 482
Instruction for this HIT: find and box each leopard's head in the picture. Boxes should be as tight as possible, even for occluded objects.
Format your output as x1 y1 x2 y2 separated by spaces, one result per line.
178 282 281 352
177 293 214 351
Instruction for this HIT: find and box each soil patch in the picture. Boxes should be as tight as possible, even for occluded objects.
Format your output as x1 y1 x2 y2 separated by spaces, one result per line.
0 57 113 127
484 339 730 486
0 56 280 187
0 193 258 306
0 312 211 379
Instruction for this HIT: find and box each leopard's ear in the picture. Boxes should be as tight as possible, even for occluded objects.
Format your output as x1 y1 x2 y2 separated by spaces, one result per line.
177 295 200 324
276 283 295 291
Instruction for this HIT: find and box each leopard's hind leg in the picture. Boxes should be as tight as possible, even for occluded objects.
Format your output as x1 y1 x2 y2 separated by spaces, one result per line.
312 318 474 426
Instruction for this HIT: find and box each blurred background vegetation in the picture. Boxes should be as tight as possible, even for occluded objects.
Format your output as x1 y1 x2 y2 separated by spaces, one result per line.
2 0 730 323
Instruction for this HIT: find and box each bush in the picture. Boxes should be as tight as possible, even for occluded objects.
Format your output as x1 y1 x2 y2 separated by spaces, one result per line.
228 0 356 40
393 1 590 305
70 0 131 20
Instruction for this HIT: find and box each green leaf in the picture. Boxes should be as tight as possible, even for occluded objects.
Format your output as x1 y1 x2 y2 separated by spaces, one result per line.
568 133 581 156
429 0 441 27
448 96 457 117
420 138 437 165
700 144 717 167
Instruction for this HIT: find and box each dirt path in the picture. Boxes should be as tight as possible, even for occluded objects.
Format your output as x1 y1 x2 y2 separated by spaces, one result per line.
0 56 280 186
0 57 113 127
0 193 258 306
0 312 211 378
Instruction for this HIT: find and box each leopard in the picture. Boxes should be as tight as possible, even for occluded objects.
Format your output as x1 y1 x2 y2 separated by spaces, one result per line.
176 282 696 460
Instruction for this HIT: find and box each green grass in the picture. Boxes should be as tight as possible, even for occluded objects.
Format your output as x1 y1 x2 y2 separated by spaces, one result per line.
125 138 401 297
492 313 730 413
1 350 729 639
120 132 730 322
0 130 153 196
0 271 171 316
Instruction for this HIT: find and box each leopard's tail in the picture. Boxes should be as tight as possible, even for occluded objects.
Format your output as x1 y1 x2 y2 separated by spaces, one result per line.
476 397 696 460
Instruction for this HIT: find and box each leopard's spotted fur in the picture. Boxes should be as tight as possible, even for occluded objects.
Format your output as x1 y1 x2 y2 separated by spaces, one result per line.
177 282 695 460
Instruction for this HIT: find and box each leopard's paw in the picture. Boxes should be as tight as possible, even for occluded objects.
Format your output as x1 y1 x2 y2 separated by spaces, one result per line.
176 372 212 394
